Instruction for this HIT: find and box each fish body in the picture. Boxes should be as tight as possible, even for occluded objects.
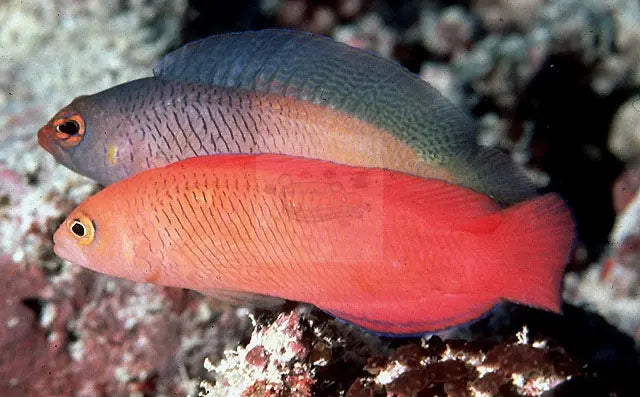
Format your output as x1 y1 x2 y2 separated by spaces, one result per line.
39 79 453 187
38 29 535 204
53 155 574 335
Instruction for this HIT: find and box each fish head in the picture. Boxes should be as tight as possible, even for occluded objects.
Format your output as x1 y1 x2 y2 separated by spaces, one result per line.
53 194 160 284
38 91 142 185
38 99 88 171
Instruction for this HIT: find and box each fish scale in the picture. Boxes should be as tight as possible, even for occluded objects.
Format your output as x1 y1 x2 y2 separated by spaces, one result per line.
53 154 574 335
39 29 535 204
66 79 451 186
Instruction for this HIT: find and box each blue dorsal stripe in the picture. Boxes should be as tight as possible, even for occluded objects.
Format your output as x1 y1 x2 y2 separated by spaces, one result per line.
153 29 475 161
153 29 538 204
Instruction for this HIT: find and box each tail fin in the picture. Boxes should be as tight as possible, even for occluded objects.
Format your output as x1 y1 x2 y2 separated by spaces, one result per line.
491 194 575 313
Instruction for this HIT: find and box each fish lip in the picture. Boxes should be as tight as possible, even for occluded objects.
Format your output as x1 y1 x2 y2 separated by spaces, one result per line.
37 125 61 156
37 125 73 165
37 125 53 151
53 230 89 268
52 242 66 262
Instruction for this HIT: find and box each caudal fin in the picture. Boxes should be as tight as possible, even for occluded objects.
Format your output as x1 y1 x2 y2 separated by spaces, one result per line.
491 194 575 313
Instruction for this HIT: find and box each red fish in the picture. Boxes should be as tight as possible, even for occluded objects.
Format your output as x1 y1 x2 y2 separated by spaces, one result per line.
53 154 574 335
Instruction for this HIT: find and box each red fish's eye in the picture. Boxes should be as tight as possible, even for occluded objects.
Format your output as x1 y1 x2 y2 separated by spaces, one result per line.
70 220 85 237
53 114 85 147
68 213 96 246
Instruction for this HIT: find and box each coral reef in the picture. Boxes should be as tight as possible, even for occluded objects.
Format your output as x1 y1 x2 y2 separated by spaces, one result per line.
199 311 315 396
1 0 639 396
194 307 637 396
0 0 186 266
0 257 251 396
608 95 640 162
0 260 70 395
563 160 640 342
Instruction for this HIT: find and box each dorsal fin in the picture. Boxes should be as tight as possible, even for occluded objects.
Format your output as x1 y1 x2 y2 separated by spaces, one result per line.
452 146 538 206
383 172 502 228
153 29 475 157
153 29 538 204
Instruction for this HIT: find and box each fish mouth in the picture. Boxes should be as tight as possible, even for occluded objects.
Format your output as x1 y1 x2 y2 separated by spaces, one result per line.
37 125 55 152
52 230 89 268
37 125 73 165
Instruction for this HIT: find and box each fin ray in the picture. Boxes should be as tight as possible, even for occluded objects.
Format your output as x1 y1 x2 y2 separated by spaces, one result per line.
455 146 538 205
321 297 498 336
154 30 536 203
153 29 475 155
383 173 501 225
488 193 574 312
198 288 286 309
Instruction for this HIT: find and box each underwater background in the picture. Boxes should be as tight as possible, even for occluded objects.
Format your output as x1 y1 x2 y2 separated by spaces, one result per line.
0 0 639 396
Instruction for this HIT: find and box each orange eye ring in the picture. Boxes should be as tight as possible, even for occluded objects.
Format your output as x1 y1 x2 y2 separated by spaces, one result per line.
53 114 85 148
67 213 96 246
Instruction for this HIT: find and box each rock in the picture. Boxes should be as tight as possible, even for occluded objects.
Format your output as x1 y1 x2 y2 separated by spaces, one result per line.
608 96 640 162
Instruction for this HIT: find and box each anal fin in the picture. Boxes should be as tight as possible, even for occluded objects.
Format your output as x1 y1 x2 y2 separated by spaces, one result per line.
198 288 286 309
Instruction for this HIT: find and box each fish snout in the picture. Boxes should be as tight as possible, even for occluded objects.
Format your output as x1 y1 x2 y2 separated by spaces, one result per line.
37 123 75 167
53 229 89 268
37 124 55 152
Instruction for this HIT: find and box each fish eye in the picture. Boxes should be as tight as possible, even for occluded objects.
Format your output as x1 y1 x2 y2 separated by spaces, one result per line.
68 213 96 246
53 114 85 147
70 221 85 237
56 120 80 136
